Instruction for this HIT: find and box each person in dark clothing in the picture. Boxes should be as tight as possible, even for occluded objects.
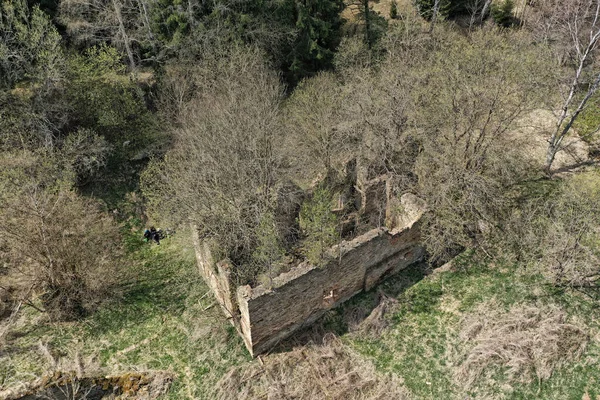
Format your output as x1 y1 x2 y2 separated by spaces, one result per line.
143 226 160 244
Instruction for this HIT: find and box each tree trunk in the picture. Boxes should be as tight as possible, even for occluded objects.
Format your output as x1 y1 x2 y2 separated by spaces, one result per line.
546 71 600 172
429 0 441 33
545 1 600 172
113 0 136 70
480 0 492 23
363 0 371 49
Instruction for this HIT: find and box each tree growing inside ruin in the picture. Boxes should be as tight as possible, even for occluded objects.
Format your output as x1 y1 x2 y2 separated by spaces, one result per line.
286 72 354 178
141 46 285 281
299 186 339 266
253 211 285 288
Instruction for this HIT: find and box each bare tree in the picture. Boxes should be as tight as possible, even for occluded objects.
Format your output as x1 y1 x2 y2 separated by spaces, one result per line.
465 0 490 29
142 46 285 282
391 28 552 261
429 0 441 33
480 0 493 23
285 72 354 179
539 0 600 171
59 0 152 69
0 151 122 320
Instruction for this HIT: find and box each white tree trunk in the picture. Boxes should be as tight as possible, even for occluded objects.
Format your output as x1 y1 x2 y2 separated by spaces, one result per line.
113 0 136 70
545 0 600 172
429 0 441 33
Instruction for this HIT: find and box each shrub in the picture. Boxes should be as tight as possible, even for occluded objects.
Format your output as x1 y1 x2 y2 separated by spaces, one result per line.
66 45 161 159
390 1 399 19
299 186 340 266
499 172 600 288
491 0 515 27
0 151 122 320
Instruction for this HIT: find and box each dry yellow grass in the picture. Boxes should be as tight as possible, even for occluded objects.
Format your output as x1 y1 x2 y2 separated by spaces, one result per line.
456 303 589 386
508 109 590 172
215 334 409 400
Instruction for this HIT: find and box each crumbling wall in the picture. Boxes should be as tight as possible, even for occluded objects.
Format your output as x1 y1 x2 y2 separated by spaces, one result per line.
193 187 427 356
236 194 425 356
191 230 239 327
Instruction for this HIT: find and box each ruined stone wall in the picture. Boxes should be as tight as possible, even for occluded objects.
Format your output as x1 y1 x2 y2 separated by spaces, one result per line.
236 194 425 356
193 192 426 357
191 230 239 327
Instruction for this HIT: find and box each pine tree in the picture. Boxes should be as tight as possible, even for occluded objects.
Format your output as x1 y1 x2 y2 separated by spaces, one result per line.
348 0 387 49
491 0 515 27
283 0 345 86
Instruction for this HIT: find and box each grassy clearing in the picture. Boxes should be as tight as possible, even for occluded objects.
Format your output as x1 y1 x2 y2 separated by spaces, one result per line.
2 184 599 399
3 240 599 399
1 224 251 398
344 254 600 399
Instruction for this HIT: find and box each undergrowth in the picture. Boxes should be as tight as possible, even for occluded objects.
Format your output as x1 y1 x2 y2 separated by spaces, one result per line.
1 223 250 399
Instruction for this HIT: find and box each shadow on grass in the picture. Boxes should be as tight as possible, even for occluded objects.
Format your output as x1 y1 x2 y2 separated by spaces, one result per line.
83 238 199 338
79 158 148 211
272 262 431 353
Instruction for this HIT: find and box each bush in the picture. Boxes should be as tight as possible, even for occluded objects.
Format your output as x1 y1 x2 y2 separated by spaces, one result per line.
390 1 399 19
299 186 340 266
62 128 112 184
539 173 600 287
66 45 161 160
0 151 122 320
491 0 515 27
499 171 600 288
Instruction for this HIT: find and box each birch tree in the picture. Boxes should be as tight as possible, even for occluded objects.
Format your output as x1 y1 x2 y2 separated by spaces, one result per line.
544 0 600 171
59 0 152 68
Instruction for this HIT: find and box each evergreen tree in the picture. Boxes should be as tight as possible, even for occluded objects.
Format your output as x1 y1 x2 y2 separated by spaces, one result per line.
491 0 515 27
414 0 451 20
390 1 399 19
351 0 387 49
299 186 339 266
283 0 345 86
253 211 285 288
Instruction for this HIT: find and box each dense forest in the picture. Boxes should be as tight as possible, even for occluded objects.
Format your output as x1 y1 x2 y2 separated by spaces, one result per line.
1 0 600 398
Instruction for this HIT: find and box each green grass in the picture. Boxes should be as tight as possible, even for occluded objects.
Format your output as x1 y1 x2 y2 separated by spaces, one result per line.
1 226 251 399
344 253 600 399
3 188 600 400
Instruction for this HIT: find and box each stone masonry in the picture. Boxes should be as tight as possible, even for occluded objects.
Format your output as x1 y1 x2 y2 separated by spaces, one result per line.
193 185 427 356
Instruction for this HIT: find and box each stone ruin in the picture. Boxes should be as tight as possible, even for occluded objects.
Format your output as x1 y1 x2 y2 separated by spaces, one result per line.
193 167 427 356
